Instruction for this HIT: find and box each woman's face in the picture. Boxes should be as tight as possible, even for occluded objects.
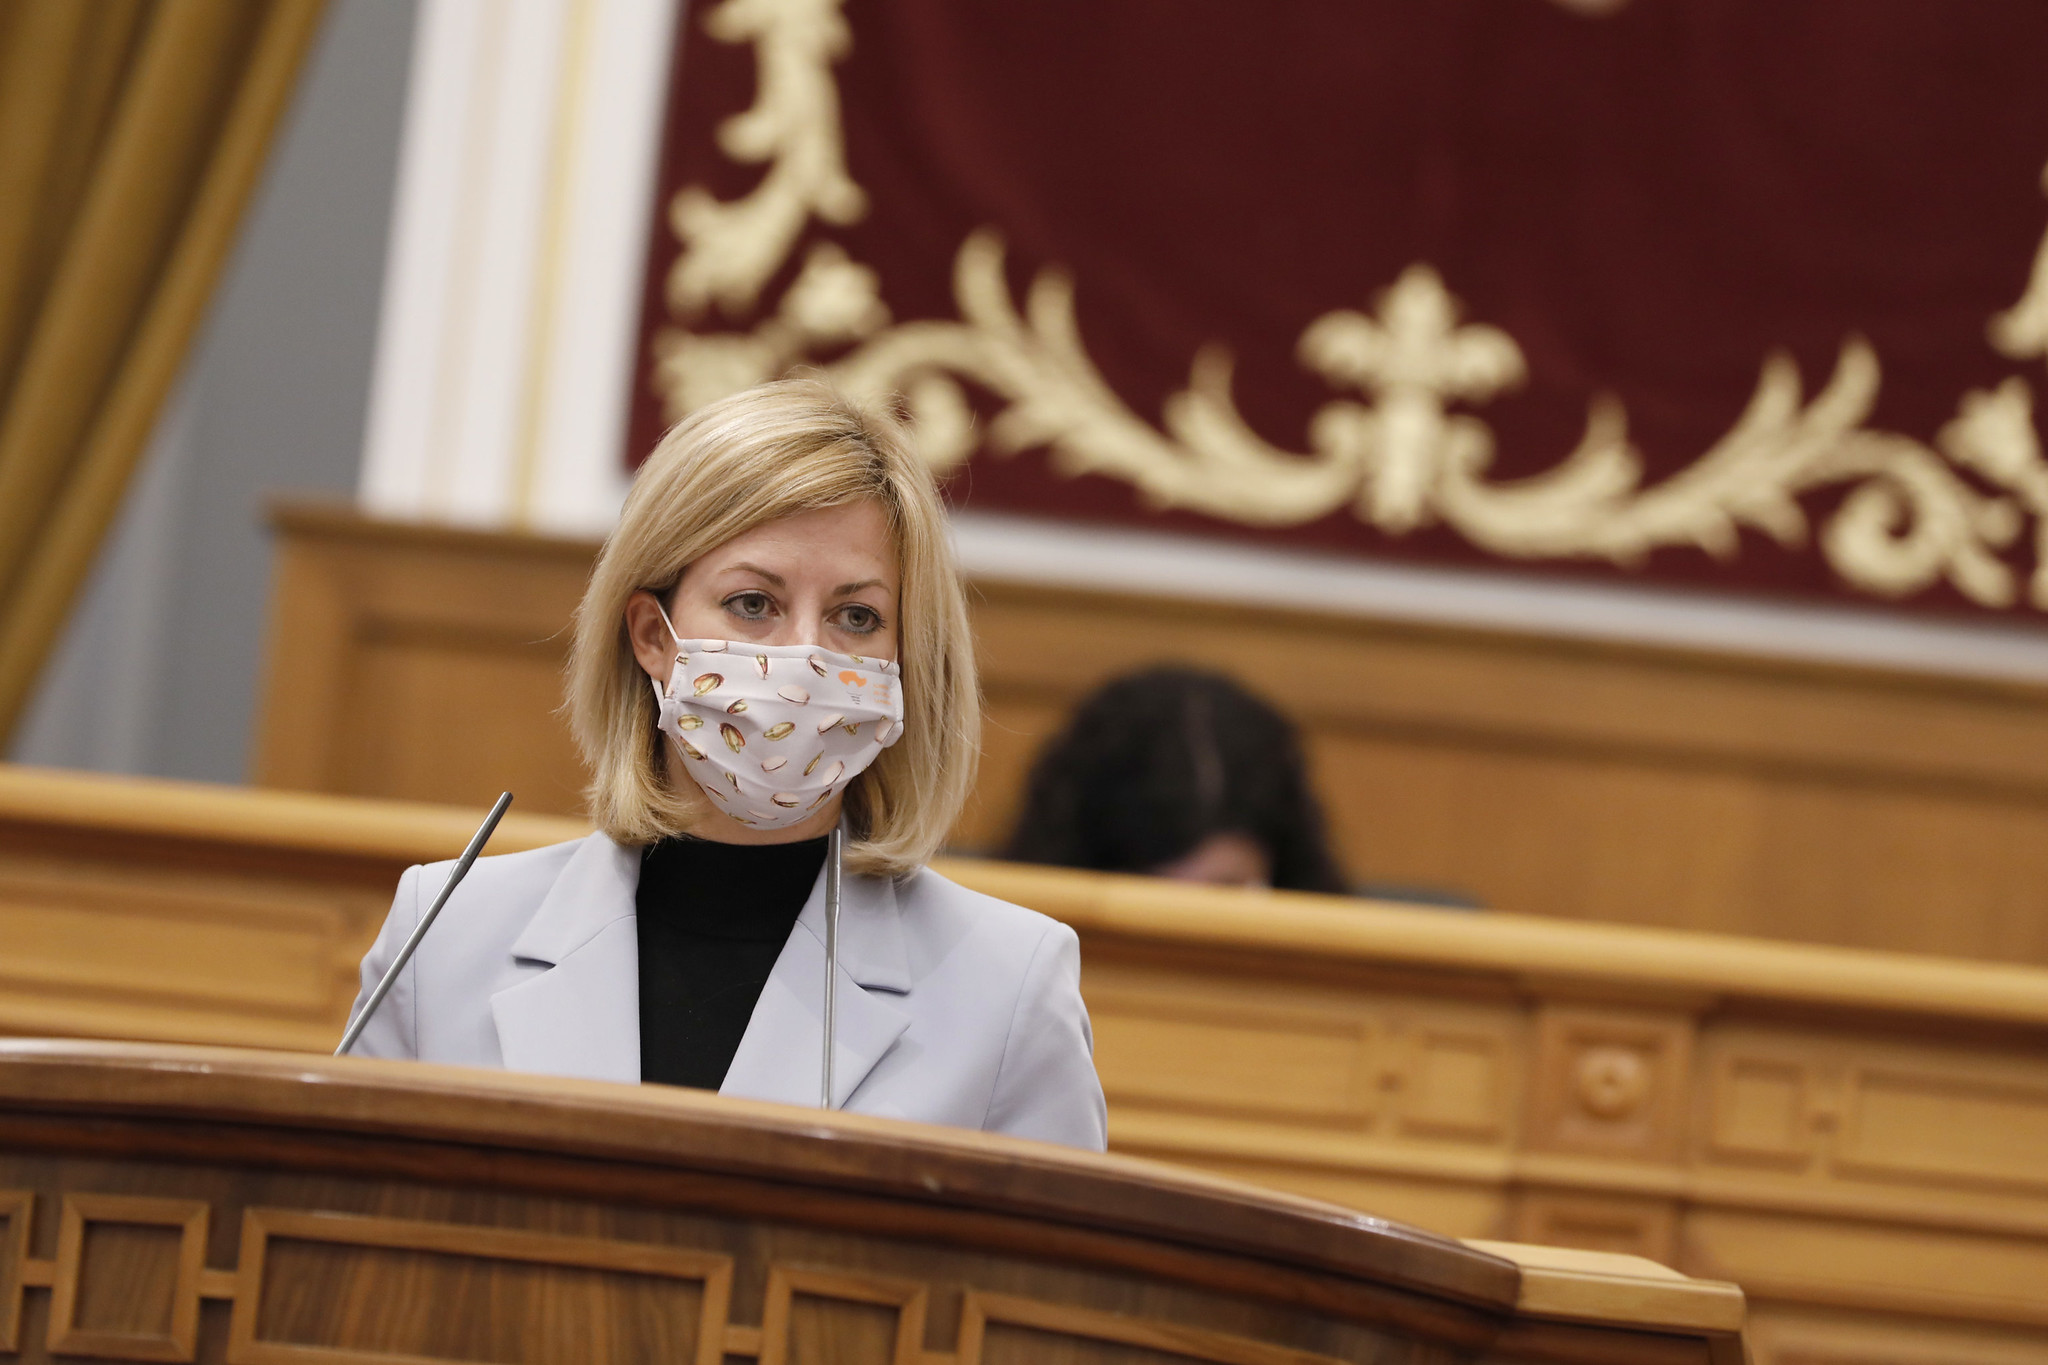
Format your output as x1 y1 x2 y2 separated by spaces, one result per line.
625 499 899 843
630 499 900 663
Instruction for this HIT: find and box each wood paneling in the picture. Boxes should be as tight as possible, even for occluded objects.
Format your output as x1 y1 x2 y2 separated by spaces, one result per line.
0 764 587 1049
231 1208 731 1365
955 862 2048 1365
256 501 2048 967
0 1042 1743 1365
45 1195 207 1362
4 768 2048 1365
256 505 593 816
960 580 2048 966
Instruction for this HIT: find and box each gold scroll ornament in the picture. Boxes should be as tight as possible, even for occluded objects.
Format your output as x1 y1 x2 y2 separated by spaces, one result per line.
653 0 2048 611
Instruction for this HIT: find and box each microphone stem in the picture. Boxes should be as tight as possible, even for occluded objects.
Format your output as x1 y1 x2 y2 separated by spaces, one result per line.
822 824 842 1108
336 792 513 1056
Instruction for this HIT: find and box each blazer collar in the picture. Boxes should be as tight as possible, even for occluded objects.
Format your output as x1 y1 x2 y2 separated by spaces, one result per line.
492 832 913 1104
797 857 912 994
506 832 640 964
492 832 642 1083
719 856 912 1109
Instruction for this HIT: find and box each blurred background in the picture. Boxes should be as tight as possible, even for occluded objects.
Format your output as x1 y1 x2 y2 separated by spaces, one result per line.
9 0 2048 959
5 3 2048 1354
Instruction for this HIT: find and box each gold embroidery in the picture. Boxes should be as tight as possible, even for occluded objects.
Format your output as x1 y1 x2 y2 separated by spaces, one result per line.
1990 162 2048 369
1298 265 1526 533
1940 379 2048 607
653 0 2048 611
663 0 866 317
655 241 888 417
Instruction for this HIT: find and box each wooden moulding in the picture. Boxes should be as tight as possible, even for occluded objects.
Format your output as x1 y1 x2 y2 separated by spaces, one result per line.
0 762 587 873
0 1040 1743 1363
943 860 2048 1032
7 762 2048 1034
44 1193 209 1361
224 1207 740 1365
0 1039 1511 1307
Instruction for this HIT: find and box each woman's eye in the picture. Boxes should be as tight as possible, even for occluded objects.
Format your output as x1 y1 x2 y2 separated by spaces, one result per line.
836 605 881 634
726 592 774 619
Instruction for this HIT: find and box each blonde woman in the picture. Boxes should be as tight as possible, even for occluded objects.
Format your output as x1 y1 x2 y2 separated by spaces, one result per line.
347 379 1107 1150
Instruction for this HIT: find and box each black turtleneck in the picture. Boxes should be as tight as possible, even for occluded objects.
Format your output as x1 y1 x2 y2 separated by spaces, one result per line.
635 834 828 1090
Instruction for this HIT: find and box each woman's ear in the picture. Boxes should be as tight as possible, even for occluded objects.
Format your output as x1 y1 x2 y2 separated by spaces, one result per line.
624 589 680 683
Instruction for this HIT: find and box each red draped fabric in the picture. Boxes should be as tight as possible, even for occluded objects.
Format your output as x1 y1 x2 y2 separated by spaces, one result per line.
629 0 2048 621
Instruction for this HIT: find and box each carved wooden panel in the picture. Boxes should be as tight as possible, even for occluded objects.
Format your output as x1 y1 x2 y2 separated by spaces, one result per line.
1089 989 1376 1127
17 754 2048 1356
0 1189 1430 1365
1837 1066 2048 1195
46 1195 208 1363
1706 1054 1813 1171
227 1209 735 1365
0 1190 29 1353
758 1267 927 1365
1397 1024 1512 1143
0 859 360 1029
1746 1305 2048 1365
1526 1006 1693 1162
1086 965 1523 1151
1697 1026 2048 1202
0 767 588 1051
959 1291 1352 1365
1682 1208 2048 1329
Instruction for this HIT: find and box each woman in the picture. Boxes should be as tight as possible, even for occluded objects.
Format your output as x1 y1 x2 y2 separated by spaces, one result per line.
347 379 1106 1150
1004 667 1349 893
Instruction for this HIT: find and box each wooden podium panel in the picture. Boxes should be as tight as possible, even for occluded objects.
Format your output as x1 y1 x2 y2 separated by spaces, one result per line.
975 863 2048 1365
0 1041 1743 1365
8 766 2048 1363
0 765 581 1050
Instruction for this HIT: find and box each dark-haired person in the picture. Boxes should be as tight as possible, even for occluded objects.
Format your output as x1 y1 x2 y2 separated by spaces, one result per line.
1003 667 1349 893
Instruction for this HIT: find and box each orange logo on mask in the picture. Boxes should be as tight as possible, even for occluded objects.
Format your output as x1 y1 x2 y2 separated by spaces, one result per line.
839 670 868 686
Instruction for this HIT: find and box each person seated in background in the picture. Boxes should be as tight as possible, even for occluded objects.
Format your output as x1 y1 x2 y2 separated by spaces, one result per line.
1002 667 1350 892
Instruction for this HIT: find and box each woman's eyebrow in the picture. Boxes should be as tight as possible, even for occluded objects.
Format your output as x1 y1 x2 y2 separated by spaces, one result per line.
835 578 886 596
725 562 787 587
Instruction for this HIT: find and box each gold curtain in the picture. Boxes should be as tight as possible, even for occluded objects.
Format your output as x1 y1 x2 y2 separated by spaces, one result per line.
0 0 327 743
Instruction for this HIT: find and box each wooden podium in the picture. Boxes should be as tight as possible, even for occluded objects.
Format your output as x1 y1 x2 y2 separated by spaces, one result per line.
0 1042 1742 1365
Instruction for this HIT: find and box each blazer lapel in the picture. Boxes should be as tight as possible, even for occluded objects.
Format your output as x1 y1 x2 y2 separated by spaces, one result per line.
720 866 911 1110
490 832 642 1083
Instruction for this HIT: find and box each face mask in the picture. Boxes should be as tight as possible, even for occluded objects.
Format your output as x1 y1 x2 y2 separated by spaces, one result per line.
650 616 905 830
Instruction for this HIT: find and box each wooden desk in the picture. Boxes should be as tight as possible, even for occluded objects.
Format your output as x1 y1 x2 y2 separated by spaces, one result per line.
0 1041 1743 1364
5 765 2047 1363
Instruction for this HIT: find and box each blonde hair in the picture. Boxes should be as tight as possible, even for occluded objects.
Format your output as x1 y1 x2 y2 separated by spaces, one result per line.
567 378 978 876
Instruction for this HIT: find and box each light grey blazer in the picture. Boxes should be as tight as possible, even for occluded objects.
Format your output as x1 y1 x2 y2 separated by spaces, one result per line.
347 832 1107 1151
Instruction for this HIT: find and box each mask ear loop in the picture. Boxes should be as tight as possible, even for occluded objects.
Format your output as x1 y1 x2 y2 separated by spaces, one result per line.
649 598 690 705
822 819 844 1109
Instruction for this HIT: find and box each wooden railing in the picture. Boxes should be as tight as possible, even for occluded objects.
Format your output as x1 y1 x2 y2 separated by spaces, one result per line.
2 762 2045 1364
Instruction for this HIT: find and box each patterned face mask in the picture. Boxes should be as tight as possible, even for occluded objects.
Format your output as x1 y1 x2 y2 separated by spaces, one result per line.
650 614 904 830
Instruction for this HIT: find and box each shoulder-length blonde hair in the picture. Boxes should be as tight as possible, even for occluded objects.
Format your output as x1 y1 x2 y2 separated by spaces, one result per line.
567 377 978 877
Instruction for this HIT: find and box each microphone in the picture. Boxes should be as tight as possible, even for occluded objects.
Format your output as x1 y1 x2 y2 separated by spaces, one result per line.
336 791 514 1057
821 824 843 1108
